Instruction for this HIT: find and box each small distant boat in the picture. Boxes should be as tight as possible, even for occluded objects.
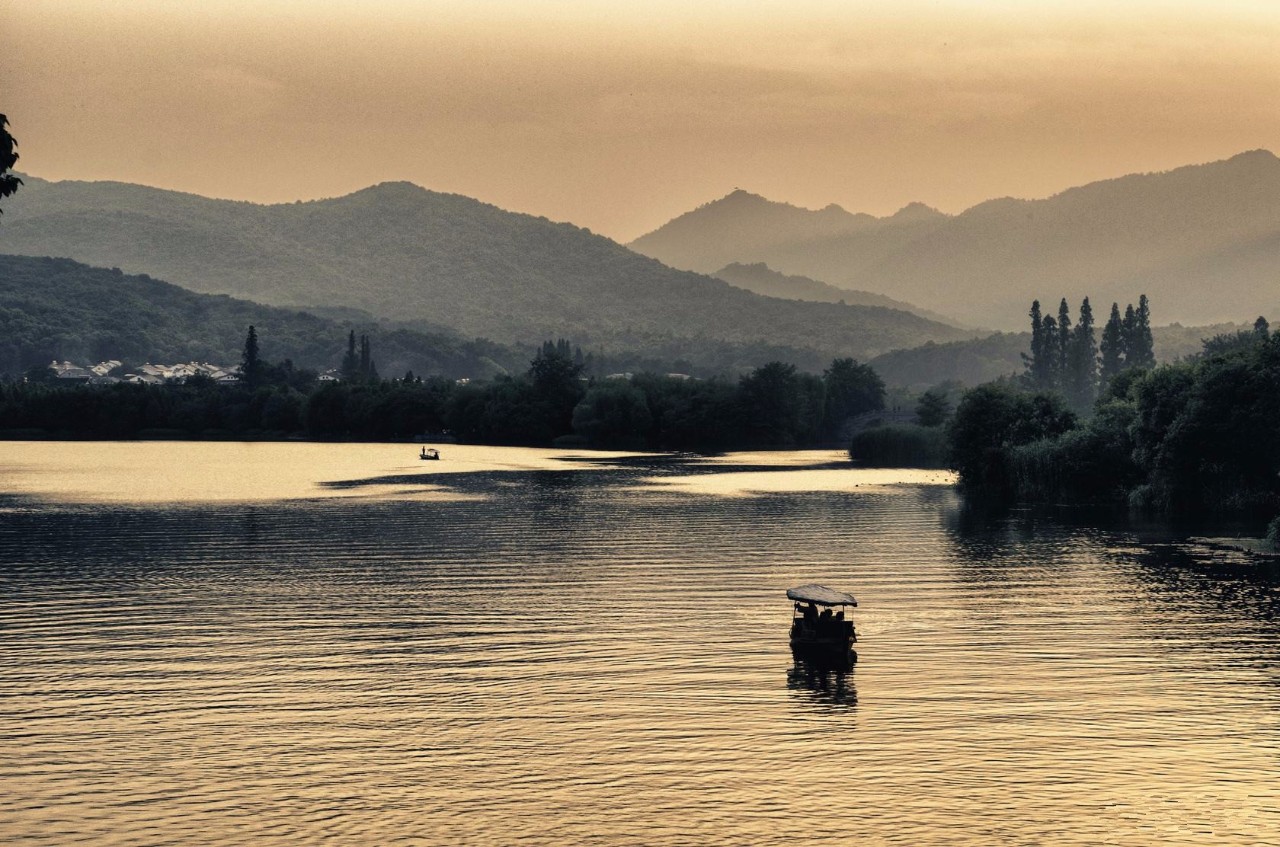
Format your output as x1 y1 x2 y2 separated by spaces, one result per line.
419 447 440 460
787 583 857 661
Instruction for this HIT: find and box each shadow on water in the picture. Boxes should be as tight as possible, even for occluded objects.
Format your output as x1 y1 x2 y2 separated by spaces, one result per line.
317 453 853 497
786 653 858 709
1126 543 1280 623
943 493 1280 625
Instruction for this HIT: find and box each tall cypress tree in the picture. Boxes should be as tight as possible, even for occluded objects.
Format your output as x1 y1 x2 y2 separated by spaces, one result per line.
240 325 262 388
341 330 359 380
1023 300 1049 390
1121 303 1137 368
1041 315 1059 388
1130 294 1155 369
1099 302 1125 385
1066 297 1097 410
1056 298 1072 389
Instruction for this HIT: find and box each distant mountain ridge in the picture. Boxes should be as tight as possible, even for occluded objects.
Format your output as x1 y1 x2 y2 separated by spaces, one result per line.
712 262 962 326
631 151 1280 328
630 188 946 274
0 176 971 363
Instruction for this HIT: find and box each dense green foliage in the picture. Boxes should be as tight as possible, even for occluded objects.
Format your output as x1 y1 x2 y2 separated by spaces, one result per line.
915 388 951 427
571 380 652 448
0 378 314 440
946 385 1078 494
1 177 970 361
951 328 1280 514
849 424 947 468
0 340 886 449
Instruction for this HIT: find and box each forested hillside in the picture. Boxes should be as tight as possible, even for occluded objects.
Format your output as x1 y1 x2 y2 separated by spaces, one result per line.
0 255 521 378
0 177 971 360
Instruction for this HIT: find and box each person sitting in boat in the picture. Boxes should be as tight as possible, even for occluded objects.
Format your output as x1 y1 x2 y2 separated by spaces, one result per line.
819 607 833 635
802 602 819 628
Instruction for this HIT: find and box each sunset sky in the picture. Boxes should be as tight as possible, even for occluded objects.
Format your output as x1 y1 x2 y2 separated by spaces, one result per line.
4 1 1279 240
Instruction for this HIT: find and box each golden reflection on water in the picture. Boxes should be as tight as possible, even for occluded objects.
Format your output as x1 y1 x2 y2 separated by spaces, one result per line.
0 441 640 503
639 465 955 497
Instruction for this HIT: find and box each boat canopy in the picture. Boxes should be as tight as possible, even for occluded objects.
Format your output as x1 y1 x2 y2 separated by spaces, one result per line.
787 584 857 607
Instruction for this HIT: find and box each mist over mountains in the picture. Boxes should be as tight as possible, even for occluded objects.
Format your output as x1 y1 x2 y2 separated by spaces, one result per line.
712 262 960 325
631 189 945 275
632 151 1280 329
0 176 969 364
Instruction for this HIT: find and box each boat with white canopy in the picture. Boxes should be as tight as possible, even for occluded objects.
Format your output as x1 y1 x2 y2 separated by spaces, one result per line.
787 583 857 659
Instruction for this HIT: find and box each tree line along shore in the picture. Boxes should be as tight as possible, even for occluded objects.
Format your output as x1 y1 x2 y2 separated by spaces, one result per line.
3 297 1277 534
0 333 888 452
942 297 1279 537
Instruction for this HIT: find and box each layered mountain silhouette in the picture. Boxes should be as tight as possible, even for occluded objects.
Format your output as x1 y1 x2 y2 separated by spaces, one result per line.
0 253 1248 389
0 177 970 362
712 262 960 325
630 189 944 275
632 152 1280 328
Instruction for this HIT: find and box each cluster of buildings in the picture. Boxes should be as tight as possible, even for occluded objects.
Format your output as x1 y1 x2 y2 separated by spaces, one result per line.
604 372 694 381
47 360 241 386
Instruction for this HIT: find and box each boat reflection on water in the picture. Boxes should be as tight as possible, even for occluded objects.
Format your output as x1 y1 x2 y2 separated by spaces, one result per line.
787 653 857 708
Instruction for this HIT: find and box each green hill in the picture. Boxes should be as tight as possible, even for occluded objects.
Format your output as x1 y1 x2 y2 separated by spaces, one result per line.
0 254 522 378
0 177 972 361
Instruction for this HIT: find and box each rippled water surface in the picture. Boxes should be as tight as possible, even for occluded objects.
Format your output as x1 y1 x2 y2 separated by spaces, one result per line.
2 443 1279 845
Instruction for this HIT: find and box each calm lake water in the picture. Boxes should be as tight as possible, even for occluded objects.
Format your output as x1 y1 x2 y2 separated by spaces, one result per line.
2 442 1278 845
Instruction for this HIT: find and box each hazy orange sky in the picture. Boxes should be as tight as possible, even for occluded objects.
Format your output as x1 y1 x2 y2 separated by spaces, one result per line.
4 1 1279 240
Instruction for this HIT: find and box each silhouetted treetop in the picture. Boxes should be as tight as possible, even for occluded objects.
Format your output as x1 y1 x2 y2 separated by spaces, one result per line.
0 114 21 218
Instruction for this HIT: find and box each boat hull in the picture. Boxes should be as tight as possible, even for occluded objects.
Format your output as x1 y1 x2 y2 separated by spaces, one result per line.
790 640 857 669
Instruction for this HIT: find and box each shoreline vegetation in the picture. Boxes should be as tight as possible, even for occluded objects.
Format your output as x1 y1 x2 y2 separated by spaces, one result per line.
0 333 888 453
4 293 1277 537
946 296 1279 536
